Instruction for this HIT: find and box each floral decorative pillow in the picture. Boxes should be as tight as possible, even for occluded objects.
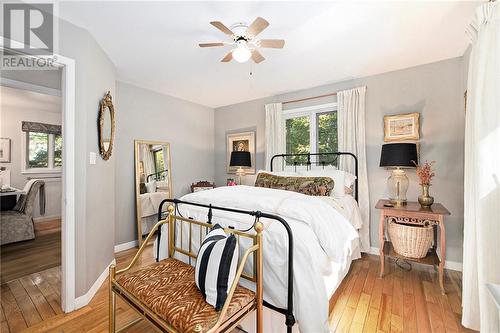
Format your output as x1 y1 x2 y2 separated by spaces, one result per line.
254 172 334 196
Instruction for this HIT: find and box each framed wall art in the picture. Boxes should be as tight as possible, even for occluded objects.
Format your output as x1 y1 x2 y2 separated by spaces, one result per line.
0 138 11 163
383 112 420 142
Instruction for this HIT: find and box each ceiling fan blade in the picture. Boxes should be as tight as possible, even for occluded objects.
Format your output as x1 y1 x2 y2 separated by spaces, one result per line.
246 17 269 38
258 39 285 49
199 42 225 48
210 21 234 36
221 52 233 62
251 50 265 63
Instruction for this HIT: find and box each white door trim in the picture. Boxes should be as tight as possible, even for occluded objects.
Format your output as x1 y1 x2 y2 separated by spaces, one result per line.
0 38 77 312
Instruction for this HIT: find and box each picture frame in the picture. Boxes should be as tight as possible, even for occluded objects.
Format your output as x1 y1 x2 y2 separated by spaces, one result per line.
226 131 256 174
383 112 420 142
0 138 11 163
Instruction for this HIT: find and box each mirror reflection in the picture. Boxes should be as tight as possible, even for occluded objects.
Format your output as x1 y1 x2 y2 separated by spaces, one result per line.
102 108 112 151
135 141 172 245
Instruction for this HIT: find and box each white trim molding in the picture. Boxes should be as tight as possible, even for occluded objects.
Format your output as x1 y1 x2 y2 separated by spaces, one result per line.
0 77 61 97
367 247 463 272
74 259 116 310
114 240 138 253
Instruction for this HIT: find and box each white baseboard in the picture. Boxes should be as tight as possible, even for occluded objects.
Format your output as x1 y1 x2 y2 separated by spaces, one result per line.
366 246 462 272
74 259 116 310
34 215 61 223
114 240 138 253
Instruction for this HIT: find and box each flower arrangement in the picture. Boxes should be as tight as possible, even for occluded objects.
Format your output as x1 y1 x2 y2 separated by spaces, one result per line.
413 160 436 186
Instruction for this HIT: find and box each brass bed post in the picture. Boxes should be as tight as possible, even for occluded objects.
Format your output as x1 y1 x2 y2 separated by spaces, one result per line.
109 264 116 332
168 204 175 258
255 217 264 333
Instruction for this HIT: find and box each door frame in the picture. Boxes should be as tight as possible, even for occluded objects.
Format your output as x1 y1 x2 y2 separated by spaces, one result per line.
0 38 77 312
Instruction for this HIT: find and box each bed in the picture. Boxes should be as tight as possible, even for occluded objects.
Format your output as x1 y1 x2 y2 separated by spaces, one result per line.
154 152 364 333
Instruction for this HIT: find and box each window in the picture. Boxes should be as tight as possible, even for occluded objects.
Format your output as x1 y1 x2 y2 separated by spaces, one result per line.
22 121 62 173
284 104 337 165
153 149 165 174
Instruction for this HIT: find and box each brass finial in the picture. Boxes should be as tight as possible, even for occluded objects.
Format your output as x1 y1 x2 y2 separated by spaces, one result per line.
167 204 175 214
254 219 264 233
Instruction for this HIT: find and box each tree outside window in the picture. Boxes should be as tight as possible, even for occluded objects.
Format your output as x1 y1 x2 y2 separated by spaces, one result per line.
285 109 337 166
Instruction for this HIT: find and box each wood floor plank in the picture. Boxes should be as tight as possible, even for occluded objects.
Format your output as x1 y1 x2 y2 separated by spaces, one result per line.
377 293 393 332
1 284 27 332
363 307 380 333
403 291 417 332
6 280 42 327
349 292 370 332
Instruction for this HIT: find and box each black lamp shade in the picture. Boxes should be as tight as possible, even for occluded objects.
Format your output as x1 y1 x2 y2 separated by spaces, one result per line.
379 143 418 167
230 151 251 167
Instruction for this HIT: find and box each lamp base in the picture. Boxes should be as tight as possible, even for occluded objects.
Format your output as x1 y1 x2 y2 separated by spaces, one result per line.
236 167 245 185
387 168 409 206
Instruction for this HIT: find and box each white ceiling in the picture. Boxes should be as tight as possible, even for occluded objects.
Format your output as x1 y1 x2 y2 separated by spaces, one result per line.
58 1 480 108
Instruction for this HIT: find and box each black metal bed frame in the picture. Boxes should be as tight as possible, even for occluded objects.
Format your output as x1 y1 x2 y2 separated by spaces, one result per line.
154 151 358 332
146 169 168 182
270 152 359 202
157 198 296 332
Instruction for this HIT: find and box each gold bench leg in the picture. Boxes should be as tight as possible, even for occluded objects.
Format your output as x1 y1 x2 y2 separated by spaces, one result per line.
109 265 116 333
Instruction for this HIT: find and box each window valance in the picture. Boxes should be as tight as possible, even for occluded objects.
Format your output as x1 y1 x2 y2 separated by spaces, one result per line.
22 121 61 135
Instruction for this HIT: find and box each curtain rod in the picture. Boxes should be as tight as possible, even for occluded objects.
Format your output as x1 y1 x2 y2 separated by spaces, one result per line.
282 92 337 105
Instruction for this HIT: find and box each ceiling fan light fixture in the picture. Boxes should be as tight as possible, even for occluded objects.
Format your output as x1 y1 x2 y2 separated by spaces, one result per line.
232 42 252 63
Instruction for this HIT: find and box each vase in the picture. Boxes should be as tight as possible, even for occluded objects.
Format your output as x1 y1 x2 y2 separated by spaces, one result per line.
418 184 434 208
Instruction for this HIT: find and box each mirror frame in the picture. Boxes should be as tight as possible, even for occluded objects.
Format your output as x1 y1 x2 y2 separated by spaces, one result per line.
98 91 115 160
134 140 173 246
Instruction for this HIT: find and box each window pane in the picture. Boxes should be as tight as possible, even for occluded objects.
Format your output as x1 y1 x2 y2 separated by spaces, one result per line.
285 116 310 165
317 112 338 165
28 132 49 168
154 150 165 174
54 134 63 167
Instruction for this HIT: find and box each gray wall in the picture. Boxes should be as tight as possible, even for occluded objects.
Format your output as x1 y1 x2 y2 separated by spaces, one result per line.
215 57 466 263
57 16 116 297
114 82 215 245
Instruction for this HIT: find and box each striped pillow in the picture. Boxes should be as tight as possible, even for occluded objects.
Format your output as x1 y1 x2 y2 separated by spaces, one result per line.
195 224 239 311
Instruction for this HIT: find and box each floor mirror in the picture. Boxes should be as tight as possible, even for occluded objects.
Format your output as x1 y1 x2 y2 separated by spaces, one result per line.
134 140 172 246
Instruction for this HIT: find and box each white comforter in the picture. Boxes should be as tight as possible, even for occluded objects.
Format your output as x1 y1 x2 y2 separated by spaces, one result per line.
156 186 359 332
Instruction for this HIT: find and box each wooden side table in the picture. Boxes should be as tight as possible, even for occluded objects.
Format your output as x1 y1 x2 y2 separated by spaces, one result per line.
375 199 451 294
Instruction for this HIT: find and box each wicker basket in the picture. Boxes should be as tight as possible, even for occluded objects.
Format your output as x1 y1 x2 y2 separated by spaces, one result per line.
388 220 433 259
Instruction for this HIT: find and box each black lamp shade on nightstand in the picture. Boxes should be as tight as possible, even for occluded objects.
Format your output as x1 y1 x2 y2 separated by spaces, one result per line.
380 143 418 167
230 151 251 167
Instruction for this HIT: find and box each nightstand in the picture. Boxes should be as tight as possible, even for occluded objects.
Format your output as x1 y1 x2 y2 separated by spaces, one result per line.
375 199 451 294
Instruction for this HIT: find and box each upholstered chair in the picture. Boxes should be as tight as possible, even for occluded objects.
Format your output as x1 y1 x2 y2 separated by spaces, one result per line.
1 180 45 245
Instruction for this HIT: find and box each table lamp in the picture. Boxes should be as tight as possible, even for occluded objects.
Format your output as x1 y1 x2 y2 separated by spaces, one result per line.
379 143 418 206
230 151 251 185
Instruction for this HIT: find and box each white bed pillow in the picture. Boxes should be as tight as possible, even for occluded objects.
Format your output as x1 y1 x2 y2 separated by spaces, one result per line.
298 169 356 196
195 224 238 311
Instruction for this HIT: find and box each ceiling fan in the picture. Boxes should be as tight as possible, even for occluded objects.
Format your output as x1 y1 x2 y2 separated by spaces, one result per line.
199 17 285 64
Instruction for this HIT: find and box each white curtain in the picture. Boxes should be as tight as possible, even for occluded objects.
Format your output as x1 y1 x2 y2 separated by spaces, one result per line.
462 2 500 331
141 144 155 179
337 86 370 252
265 103 285 171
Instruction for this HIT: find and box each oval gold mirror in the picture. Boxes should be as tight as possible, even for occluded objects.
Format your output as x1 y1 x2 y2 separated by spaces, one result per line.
98 91 115 160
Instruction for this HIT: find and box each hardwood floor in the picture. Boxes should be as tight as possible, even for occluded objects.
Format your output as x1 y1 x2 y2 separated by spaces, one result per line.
1 219 61 283
0 246 475 333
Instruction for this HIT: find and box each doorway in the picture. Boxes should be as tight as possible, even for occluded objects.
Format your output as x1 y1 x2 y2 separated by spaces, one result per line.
0 41 76 323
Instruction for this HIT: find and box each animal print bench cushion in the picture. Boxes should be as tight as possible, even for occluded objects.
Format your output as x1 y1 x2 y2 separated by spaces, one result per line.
116 258 254 333
255 172 335 196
